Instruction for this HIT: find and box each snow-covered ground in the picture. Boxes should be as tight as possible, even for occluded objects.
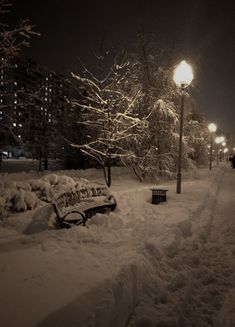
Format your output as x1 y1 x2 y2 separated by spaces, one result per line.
0 164 234 327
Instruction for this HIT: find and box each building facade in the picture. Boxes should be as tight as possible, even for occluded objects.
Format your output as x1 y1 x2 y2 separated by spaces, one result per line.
0 57 71 159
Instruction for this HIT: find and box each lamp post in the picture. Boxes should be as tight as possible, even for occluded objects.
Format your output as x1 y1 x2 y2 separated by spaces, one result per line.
173 60 193 194
208 123 217 170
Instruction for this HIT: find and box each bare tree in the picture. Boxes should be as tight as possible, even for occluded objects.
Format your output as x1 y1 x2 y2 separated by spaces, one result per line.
70 52 144 187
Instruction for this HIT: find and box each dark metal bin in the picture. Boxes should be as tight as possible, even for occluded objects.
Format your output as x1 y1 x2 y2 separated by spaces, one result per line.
151 188 168 204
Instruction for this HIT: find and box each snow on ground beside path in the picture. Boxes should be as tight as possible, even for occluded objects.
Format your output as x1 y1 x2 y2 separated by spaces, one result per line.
0 164 234 326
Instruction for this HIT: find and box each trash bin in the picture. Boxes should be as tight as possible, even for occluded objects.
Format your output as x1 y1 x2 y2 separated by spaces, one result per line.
151 188 168 204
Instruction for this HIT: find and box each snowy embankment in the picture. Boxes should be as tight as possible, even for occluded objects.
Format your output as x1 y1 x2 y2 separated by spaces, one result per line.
0 165 234 327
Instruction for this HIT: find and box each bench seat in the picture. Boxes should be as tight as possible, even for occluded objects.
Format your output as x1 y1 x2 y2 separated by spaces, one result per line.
52 188 116 228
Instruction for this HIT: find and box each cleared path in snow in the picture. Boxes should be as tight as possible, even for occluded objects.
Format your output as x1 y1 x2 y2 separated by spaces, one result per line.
127 166 235 327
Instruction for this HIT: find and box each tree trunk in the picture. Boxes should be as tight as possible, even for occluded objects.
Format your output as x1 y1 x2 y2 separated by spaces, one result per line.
38 148 42 171
44 145 48 170
103 157 112 187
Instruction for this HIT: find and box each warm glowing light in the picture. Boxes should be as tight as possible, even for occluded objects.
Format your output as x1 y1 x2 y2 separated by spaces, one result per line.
222 142 226 147
173 60 194 88
215 136 225 144
223 148 228 153
208 123 217 133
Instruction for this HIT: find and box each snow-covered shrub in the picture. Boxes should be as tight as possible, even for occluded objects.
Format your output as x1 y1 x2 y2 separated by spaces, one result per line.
13 189 27 212
15 181 32 191
0 196 7 219
29 179 51 202
0 172 107 219
41 173 59 185
24 191 37 210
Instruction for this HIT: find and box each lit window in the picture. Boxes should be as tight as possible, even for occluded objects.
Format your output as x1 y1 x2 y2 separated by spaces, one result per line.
45 98 47 101
48 119 51 122
19 123 22 127
18 134 21 138
14 100 17 104
13 122 17 127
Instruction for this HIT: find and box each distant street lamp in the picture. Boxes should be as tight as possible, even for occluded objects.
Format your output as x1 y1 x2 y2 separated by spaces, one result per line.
221 141 226 161
215 136 225 164
173 60 193 194
208 123 217 170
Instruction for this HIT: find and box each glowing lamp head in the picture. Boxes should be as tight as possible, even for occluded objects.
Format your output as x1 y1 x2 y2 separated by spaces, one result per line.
173 60 194 88
208 123 217 133
223 148 228 153
220 136 225 143
215 136 225 144
222 142 226 147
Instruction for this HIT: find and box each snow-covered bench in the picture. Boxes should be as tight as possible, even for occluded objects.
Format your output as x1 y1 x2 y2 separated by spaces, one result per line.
52 186 117 228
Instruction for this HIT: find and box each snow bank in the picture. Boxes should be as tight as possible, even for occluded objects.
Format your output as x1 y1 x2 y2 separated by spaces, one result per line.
0 165 234 327
0 172 108 219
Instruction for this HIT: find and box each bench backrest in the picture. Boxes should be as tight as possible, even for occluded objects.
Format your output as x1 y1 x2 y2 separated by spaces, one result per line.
52 186 109 212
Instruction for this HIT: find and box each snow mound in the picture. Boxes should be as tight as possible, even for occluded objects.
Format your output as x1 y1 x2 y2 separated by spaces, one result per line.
0 173 105 219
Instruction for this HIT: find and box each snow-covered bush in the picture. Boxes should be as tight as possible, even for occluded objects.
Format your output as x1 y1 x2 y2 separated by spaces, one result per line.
29 179 51 202
0 173 104 219
0 196 7 219
41 173 59 185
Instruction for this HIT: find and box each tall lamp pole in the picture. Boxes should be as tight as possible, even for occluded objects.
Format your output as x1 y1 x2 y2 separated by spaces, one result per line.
173 60 193 194
208 123 217 170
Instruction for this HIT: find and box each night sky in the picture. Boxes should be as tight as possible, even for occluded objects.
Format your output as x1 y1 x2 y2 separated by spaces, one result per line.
6 0 235 134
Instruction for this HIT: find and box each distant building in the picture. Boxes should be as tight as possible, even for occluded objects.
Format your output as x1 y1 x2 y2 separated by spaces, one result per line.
0 56 71 157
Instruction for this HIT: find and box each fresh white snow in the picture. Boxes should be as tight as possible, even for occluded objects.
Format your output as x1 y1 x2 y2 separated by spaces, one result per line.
0 164 234 327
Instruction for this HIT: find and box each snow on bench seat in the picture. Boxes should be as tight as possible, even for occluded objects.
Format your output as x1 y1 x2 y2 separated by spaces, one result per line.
52 186 117 228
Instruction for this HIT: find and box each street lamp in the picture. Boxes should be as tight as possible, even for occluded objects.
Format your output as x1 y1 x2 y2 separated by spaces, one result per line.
221 142 226 161
208 123 217 170
215 136 225 164
173 60 193 194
